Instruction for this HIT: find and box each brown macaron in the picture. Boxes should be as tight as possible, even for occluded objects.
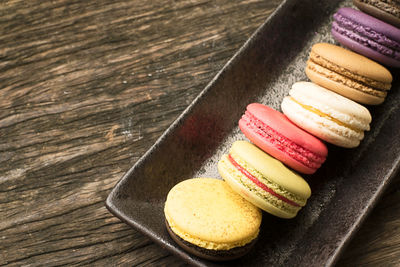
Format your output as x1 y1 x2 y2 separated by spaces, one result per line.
306 43 393 105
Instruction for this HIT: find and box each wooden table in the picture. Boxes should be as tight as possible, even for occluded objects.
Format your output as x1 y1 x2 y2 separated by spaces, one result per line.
1 0 399 266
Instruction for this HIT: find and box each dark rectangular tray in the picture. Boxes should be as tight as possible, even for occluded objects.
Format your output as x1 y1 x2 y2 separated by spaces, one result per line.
106 0 400 266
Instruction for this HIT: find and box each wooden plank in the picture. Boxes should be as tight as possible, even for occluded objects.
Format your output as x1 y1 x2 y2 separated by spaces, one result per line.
1 0 399 266
0 0 281 265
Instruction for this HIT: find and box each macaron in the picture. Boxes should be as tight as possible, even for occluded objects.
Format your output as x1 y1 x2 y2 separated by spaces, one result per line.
353 0 400 28
239 103 328 174
306 43 392 105
281 82 372 148
164 178 262 261
218 140 311 219
332 7 400 68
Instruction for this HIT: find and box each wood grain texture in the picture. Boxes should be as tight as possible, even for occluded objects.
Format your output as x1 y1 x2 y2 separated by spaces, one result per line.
0 0 399 266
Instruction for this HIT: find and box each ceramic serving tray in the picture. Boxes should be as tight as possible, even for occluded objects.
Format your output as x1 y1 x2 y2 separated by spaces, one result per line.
106 0 400 265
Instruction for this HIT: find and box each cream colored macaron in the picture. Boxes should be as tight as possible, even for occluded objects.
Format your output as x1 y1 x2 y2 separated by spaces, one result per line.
281 82 372 148
164 178 261 261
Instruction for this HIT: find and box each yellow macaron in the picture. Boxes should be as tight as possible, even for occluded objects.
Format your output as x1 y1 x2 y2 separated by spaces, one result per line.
164 178 262 261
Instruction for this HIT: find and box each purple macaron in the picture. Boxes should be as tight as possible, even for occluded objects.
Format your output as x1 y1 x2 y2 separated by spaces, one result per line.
332 7 400 68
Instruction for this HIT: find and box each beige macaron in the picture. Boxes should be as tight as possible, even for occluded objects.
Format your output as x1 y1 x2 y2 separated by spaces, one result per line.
306 43 392 105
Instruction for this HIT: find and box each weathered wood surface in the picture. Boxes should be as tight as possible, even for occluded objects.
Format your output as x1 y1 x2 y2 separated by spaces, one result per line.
0 0 399 266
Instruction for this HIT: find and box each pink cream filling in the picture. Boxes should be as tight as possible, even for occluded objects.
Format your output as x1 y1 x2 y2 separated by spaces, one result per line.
228 154 300 207
242 111 326 169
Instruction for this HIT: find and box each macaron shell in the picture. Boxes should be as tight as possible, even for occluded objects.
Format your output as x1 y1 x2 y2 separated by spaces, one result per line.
332 27 400 68
218 161 295 219
240 119 318 174
230 141 311 199
245 103 328 157
337 7 400 43
310 43 393 83
353 0 400 28
290 81 372 127
165 219 257 261
164 178 261 248
306 66 385 105
239 104 327 174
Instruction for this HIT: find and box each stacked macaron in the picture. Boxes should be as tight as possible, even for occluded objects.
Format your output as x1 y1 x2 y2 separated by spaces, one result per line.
164 178 262 261
332 5 400 68
306 43 393 105
218 140 314 219
164 2 397 262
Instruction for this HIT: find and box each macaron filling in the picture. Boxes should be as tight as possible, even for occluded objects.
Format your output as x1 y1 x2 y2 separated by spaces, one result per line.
219 153 306 214
165 213 259 250
241 111 325 169
228 154 300 207
307 52 389 97
288 97 362 133
332 13 400 60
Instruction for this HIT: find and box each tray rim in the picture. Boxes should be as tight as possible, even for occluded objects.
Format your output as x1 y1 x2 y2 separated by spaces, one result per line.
325 159 400 266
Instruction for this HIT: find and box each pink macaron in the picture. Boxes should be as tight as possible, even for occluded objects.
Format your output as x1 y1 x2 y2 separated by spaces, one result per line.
239 103 328 174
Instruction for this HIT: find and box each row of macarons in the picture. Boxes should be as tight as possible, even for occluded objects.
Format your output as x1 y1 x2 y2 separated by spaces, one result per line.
163 2 398 261
163 80 375 261
216 2 400 218
164 39 394 234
